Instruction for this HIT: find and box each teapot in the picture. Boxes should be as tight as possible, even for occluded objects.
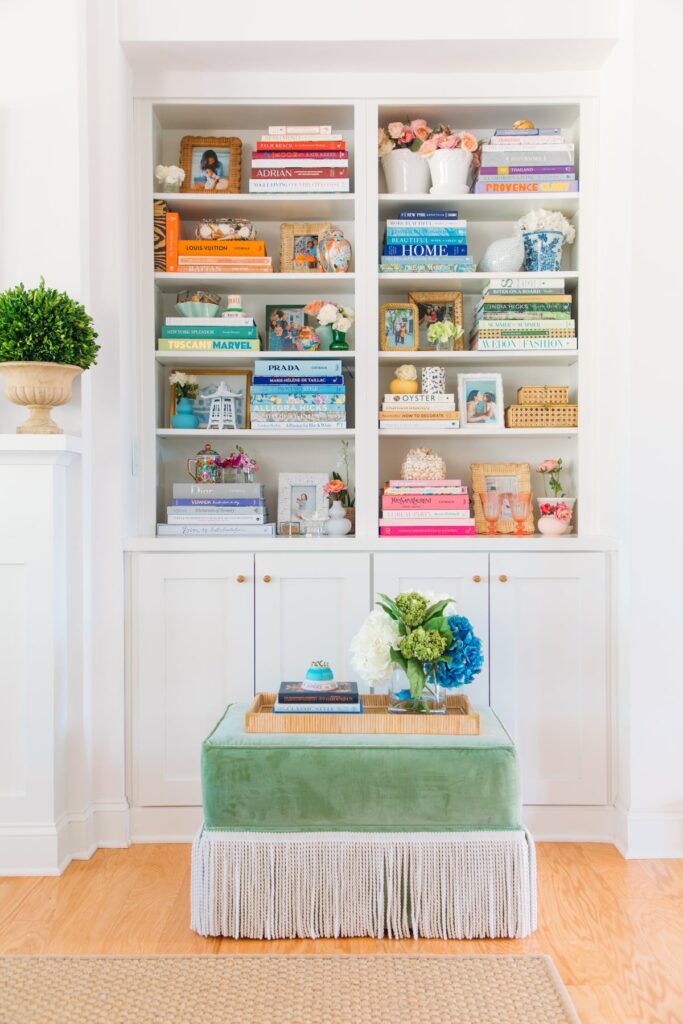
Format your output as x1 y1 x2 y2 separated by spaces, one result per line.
187 443 221 483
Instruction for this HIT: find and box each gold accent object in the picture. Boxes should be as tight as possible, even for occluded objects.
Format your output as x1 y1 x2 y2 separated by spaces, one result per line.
472 575 482 583
246 693 480 735
471 462 534 535
236 575 246 583
499 575 509 583
379 302 420 351
512 119 535 129
407 291 465 350
262 575 272 583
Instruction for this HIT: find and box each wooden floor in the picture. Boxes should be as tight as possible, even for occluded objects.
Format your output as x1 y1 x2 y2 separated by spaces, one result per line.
0 843 681 1023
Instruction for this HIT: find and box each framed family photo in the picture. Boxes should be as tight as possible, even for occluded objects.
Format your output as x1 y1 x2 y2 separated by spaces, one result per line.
279 223 330 272
265 305 305 350
179 136 242 194
379 302 419 351
277 472 328 526
470 462 534 535
458 373 504 429
408 291 464 349
169 368 251 428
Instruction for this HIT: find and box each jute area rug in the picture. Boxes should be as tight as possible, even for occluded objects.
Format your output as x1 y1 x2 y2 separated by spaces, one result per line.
0 953 579 1024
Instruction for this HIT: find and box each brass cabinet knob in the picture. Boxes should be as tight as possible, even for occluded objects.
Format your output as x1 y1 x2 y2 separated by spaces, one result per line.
499 574 509 583
472 575 482 583
236 575 246 583
263 575 272 583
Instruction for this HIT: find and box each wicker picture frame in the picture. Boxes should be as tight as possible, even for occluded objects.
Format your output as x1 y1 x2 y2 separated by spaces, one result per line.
169 368 251 428
279 223 330 273
179 136 242 194
379 302 420 351
470 462 534 535
408 291 464 350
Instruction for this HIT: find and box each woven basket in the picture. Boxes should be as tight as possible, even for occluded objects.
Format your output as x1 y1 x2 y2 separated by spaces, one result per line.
517 385 570 405
506 404 578 428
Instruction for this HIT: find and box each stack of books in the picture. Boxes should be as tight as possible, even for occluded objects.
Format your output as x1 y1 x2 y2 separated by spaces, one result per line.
249 125 350 193
157 481 275 537
474 127 578 194
158 304 261 353
469 279 577 352
379 479 475 537
379 210 475 273
165 212 272 273
273 681 361 714
379 391 459 430
250 357 346 430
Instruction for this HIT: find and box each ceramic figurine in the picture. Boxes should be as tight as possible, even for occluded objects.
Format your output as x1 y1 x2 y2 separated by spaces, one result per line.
302 661 337 691
479 236 525 273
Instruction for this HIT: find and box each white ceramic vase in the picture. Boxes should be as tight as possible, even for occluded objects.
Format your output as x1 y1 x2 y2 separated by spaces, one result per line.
326 500 352 537
381 149 430 194
427 148 472 195
0 361 83 434
537 496 576 535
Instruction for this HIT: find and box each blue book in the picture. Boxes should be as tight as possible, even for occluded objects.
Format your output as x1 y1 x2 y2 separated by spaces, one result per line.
254 358 341 376
251 386 345 396
172 497 263 507
385 234 467 245
383 244 468 256
252 375 344 385
399 210 459 219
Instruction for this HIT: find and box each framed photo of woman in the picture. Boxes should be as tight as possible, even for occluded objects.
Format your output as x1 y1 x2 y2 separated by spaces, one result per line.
379 302 419 351
408 291 464 349
457 373 504 429
179 136 242 194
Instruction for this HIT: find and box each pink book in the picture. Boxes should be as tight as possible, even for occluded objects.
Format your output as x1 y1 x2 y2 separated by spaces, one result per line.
388 479 461 487
380 518 475 528
382 495 471 510
379 525 477 537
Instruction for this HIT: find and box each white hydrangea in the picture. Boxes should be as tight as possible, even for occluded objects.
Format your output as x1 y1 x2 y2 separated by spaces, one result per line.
514 208 575 243
350 609 400 687
317 302 339 326
333 315 352 333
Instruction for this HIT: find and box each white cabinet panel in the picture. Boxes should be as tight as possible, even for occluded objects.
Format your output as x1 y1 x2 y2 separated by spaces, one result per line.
132 553 254 806
372 553 490 706
490 553 607 805
254 553 371 691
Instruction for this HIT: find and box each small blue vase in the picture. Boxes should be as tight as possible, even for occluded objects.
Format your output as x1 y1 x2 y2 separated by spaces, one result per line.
522 230 564 272
171 396 199 429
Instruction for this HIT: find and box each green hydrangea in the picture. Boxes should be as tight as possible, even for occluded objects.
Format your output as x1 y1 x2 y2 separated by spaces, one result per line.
399 627 449 663
395 592 428 627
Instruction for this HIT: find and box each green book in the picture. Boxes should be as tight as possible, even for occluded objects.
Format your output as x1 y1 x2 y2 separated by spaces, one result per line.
161 324 258 339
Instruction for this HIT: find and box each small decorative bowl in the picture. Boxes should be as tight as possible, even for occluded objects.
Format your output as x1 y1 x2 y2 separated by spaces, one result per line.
175 301 221 318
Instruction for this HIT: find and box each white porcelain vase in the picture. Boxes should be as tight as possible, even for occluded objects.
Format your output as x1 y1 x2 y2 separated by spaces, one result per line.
537 496 576 535
427 148 472 195
381 149 430 194
325 500 352 537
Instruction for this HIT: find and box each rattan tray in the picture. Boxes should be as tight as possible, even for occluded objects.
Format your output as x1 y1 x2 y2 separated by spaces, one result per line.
245 692 480 735
517 384 569 405
506 403 578 428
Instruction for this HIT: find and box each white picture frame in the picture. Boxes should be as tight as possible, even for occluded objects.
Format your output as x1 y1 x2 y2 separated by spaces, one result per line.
457 372 504 429
277 472 328 525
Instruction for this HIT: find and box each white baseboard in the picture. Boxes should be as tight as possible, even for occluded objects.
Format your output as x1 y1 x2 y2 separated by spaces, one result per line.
614 807 683 859
0 824 64 876
130 805 203 842
523 804 616 843
0 803 130 876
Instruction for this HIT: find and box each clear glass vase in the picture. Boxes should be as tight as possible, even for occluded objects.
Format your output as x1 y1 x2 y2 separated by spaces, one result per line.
387 667 445 714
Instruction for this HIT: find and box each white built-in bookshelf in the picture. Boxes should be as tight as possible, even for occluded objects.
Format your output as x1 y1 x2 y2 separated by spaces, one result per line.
135 100 589 544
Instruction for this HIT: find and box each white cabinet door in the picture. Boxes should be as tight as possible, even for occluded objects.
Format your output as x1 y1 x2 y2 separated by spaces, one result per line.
372 553 490 706
254 553 371 690
132 553 254 806
490 553 608 805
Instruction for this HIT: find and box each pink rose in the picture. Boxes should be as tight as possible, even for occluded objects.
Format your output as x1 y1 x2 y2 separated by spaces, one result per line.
554 504 572 524
460 132 478 151
304 300 323 315
439 133 458 149
419 138 438 156
399 128 415 145
414 126 432 142
410 119 428 130
538 503 553 517
536 459 560 473
387 122 404 140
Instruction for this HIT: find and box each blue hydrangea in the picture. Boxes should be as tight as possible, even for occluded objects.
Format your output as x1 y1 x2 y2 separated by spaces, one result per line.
435 615 484 689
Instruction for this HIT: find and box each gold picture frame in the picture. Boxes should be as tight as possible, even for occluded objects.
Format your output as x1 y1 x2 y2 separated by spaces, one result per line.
379 302 419 351
408 290 464 350
179 136 242 194
169 368 251 428
470 462 534 535
279 222 331 273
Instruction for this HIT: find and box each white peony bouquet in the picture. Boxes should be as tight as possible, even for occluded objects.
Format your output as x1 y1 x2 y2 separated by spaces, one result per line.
514 208 576 243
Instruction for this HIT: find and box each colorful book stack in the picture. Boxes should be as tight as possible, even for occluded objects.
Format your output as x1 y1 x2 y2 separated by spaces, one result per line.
474 127 578 194
157 481 274 537
249 125 350 193
379 480 475 537
379 210 475 273
469 279 577 352
273 681 361 714
165 212 273 273
250 357 346 430
379 392 459 430
158 297 261 352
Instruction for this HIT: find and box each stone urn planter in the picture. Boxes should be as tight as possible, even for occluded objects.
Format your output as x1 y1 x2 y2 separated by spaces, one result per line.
0 361 83 434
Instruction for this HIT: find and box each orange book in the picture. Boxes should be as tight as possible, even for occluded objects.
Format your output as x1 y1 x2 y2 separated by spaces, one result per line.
177 240 266 256
165 212 180 272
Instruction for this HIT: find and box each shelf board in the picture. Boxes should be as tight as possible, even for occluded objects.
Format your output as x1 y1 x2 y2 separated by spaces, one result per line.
378 193 580 221
156 428 355 439
155 272 355 295
154 192 356 221
378 427 578 438
378 350 578 367
378 271 578 294
155 350 356 367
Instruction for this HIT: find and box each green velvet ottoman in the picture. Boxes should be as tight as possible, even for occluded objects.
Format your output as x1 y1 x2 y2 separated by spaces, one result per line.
191 703 536 940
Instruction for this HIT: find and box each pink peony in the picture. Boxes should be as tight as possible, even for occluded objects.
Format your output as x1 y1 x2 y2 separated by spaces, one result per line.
304 300 324 316
460 132 478 151
414 125 431 142
410 118 428 130
399 128 415 145
536 459 561 473
419 138 438 156
439 133 458 149
554 504 572 524
387 122 404 140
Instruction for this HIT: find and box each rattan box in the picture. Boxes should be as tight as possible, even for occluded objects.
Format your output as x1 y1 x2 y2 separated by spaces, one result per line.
506 404 578 428
517 385 569 405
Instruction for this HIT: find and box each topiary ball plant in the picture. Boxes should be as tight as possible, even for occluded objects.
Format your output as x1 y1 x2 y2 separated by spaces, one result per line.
0 277 99 369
